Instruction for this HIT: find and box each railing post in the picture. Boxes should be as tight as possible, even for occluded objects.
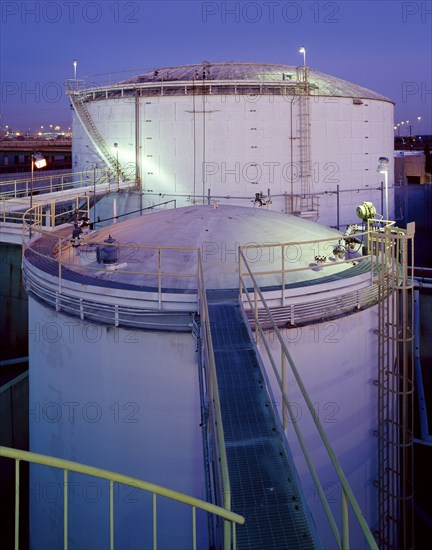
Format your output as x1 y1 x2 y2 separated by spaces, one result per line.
110 481 114 550
281 244 285 306
64 470 68 550
58 237 62 293
192 507 196 550
153 493 157 550
51 200 55 228
238 248 243 301
15 459 20 550
157 249 162 310
282 349 287 430
224 520 231 550
254 287 259 345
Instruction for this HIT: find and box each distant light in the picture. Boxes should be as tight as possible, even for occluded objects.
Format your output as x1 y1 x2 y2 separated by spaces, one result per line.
55 125 60 131
299 46 306 66
34 158 47 169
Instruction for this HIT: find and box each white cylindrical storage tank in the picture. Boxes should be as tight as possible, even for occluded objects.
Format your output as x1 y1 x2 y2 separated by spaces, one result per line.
25 204 381 548
71 62 394 228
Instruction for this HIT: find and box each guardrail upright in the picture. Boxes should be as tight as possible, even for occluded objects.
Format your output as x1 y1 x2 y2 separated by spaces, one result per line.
197 251 235 549
239 247 379 549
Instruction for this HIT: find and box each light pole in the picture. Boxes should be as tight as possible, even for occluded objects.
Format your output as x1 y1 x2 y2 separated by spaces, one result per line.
299 46 306 66
377 157 389 221
73 59 77 88
30 152 47 235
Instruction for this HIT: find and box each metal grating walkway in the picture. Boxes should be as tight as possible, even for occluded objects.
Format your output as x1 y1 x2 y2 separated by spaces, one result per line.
208 301 318 549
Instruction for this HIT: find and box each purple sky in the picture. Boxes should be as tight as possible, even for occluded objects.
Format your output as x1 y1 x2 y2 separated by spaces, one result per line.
0 0 431 134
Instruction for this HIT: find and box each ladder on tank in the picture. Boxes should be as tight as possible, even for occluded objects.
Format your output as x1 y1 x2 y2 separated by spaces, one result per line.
295 66 317 218
69 89 122 177
371 224 415 550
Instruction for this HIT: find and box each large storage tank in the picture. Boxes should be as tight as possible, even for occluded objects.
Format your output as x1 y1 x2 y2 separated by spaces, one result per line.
24 204 386 548
70 62 394 228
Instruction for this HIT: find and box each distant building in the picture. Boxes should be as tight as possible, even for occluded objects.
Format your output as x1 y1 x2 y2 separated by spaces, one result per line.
394 151 427 185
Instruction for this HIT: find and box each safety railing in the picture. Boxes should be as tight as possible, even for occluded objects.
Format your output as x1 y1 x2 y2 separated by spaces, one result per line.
0 168 113 200
0 446 244 550
21 196 90 233
285 192 320 216
238 251 379 549
22 203 200 316
238 220 398 319
197 252 234 549
239 234 373 308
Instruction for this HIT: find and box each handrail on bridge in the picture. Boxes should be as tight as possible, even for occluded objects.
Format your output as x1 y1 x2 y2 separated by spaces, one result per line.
197 252 234 548
0 446 244 550
238 246 379 550
0 168 114 200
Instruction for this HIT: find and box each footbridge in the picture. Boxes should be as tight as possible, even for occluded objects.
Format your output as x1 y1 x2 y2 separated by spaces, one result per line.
0 169 137 244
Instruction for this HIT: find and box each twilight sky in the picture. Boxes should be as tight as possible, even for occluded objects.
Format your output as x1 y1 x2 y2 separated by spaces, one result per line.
0 0 431 133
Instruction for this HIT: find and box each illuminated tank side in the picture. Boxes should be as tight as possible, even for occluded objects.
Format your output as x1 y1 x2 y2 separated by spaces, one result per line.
71 62 394 227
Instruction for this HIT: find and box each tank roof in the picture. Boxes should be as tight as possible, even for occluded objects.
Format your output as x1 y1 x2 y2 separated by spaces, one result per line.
121 61 392 102
69 205 354 291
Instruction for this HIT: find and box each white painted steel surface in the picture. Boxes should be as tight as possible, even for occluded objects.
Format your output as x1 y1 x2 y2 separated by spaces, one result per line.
258 306 379 547
28 296 206 549
72 63 394 227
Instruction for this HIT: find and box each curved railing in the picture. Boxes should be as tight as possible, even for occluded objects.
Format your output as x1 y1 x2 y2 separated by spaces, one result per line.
0 446 244 550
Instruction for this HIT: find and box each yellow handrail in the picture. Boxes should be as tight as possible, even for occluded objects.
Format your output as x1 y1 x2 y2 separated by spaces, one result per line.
197 252 233 547
238 248 379 549
0 446 244 550
0 168 113 199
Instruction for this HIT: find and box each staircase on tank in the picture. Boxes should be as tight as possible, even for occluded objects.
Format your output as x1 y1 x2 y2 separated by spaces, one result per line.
207 300 319 549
